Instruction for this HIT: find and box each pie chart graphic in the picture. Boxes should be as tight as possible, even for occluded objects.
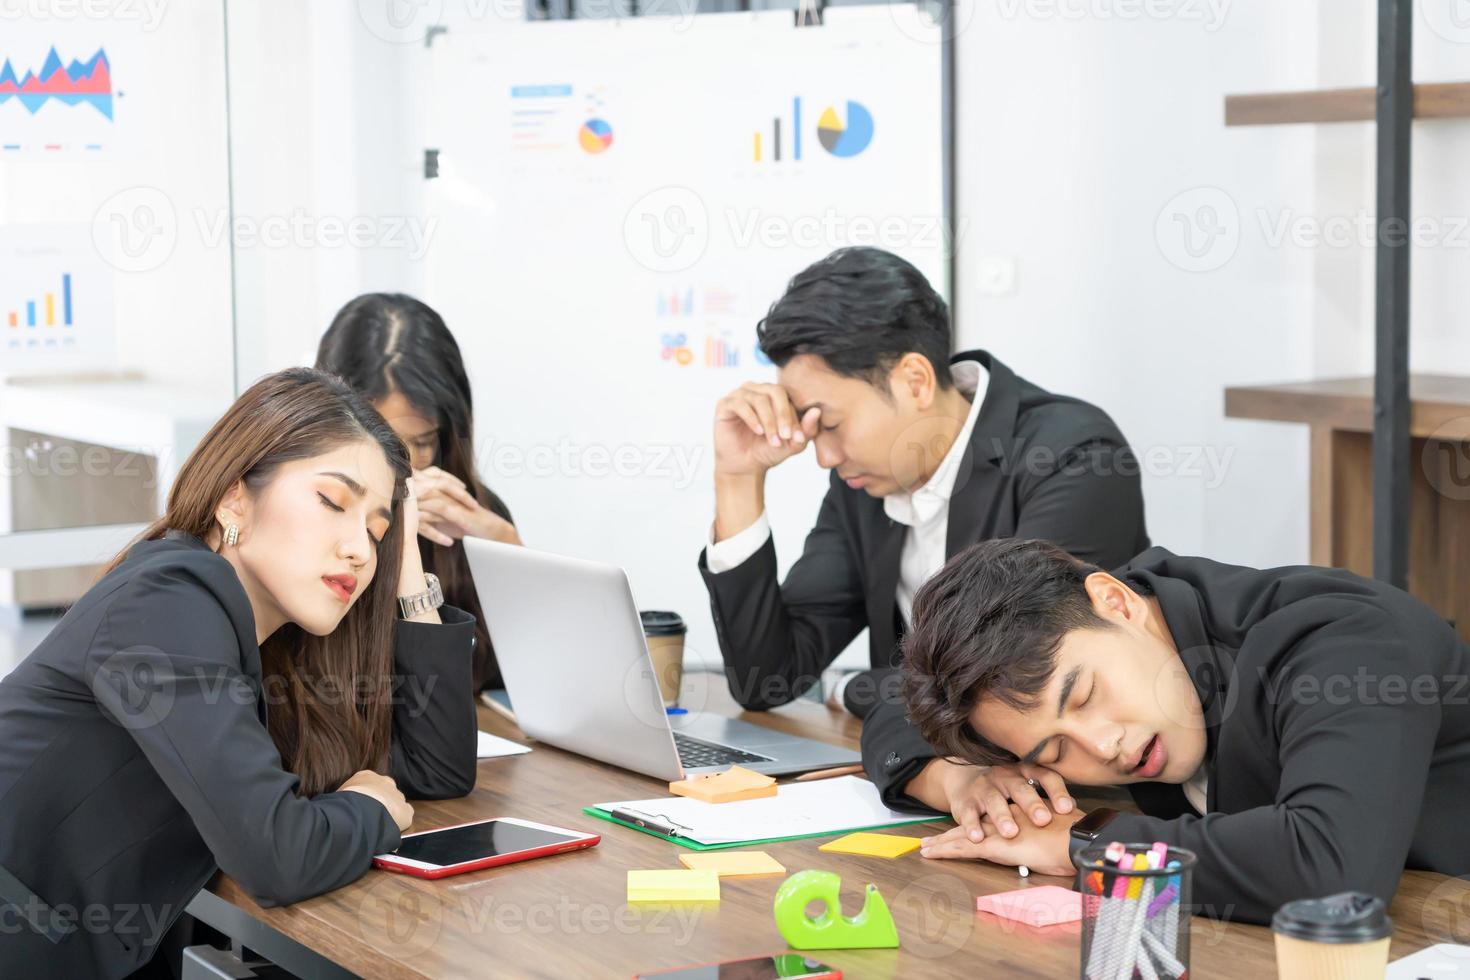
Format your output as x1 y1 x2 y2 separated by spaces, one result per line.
579 118 614 154
817 101 874 158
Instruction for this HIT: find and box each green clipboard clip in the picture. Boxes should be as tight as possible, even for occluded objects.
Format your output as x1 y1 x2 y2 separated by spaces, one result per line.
773 869 900 950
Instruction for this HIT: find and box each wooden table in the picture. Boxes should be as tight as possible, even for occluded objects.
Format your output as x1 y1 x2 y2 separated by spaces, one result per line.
1225 374 1470 644
189 672 1470 978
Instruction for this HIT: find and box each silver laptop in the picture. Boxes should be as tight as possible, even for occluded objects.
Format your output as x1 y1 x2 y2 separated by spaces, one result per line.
463 538 861 780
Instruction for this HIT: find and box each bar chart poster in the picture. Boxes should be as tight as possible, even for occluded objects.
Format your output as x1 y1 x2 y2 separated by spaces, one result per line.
422 8 942 670
0 41 118 156
0 224 116 376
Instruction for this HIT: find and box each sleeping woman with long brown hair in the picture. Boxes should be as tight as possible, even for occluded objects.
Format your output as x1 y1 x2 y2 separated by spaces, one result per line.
0 368 477 979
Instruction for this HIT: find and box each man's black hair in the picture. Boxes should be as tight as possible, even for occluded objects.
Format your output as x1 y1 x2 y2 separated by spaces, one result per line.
902 538 1111 766
756 247 953 391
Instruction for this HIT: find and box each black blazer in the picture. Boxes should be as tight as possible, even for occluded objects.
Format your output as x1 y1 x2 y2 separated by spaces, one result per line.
699 350 1149 711
427 482 514 692
0 532 477 979
868 548 1470 924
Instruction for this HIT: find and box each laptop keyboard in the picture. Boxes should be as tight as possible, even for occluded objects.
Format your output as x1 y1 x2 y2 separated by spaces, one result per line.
673 732 774 769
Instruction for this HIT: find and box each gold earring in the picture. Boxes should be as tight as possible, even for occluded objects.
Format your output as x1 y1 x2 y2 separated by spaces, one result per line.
224 524 239 547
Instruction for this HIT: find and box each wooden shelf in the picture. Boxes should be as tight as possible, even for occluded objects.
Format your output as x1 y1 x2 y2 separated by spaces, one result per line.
1224 374 1470 440
1225 375 1470 644
1224 81 1470 126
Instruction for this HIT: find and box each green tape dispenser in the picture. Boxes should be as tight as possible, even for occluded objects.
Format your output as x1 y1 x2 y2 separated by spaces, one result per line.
773 869 900 950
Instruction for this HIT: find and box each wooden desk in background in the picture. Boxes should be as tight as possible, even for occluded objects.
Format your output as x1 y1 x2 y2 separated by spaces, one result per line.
187 673 1470 978
1226 374 1470 644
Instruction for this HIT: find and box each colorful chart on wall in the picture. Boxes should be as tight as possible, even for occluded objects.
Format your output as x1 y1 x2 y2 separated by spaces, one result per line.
422 8 944 667
0 13 233 389
0 43 118 155
0 224 117 375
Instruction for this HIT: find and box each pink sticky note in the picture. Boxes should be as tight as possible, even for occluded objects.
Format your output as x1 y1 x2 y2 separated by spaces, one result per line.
975 885 1083 928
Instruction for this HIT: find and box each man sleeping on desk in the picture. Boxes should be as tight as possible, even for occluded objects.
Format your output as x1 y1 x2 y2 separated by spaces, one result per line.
859 537 1470 924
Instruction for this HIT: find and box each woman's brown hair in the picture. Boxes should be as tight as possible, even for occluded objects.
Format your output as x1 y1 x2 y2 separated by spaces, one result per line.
104 368 410 796
315 293 507 690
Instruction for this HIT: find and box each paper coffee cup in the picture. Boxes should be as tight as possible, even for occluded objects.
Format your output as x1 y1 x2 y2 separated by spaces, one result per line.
640 610 687 708
1272 892 1392 980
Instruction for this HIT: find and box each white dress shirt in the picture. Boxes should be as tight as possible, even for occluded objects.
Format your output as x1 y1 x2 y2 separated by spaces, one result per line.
1183 765 1210 815
706 358 990 625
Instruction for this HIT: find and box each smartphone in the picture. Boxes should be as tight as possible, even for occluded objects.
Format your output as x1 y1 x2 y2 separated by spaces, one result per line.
372 817 600 879
633 954 841 979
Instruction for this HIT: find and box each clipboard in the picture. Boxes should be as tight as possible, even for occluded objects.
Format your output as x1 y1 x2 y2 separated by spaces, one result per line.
581 805 939 851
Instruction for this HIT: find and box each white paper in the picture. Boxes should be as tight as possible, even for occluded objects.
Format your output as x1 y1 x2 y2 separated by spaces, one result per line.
596 775 930 846
477 730 532 759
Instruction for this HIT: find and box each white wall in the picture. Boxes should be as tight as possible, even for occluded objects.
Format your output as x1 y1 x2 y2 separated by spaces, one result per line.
955 1 1328 569
227 0 439 386
1306 2 1470 380
227 0 536 387
1408 9 1470 376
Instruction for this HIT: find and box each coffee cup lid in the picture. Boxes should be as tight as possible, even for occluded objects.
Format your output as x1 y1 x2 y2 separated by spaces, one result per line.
1272 892 1392 944
639 610 687 636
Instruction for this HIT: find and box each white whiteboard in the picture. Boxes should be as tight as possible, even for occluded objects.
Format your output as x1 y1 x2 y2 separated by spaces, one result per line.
422 7 945 669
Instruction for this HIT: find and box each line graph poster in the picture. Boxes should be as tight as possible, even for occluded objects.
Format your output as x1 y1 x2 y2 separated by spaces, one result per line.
0 41 120 155
423 8 944 666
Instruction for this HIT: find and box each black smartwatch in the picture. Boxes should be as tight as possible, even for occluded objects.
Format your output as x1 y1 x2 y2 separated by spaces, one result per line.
1068 807 1121 858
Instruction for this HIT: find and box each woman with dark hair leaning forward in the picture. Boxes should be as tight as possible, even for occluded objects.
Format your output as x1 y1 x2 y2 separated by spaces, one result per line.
317 293 520 693
0 369 477 979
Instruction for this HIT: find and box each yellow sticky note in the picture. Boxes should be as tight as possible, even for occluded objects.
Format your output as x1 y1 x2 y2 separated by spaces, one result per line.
678 851 787 878
627 869 721 903
818 832 924 859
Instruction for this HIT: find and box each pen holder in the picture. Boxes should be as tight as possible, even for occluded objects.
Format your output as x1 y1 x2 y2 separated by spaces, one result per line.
1073 843 1196 980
